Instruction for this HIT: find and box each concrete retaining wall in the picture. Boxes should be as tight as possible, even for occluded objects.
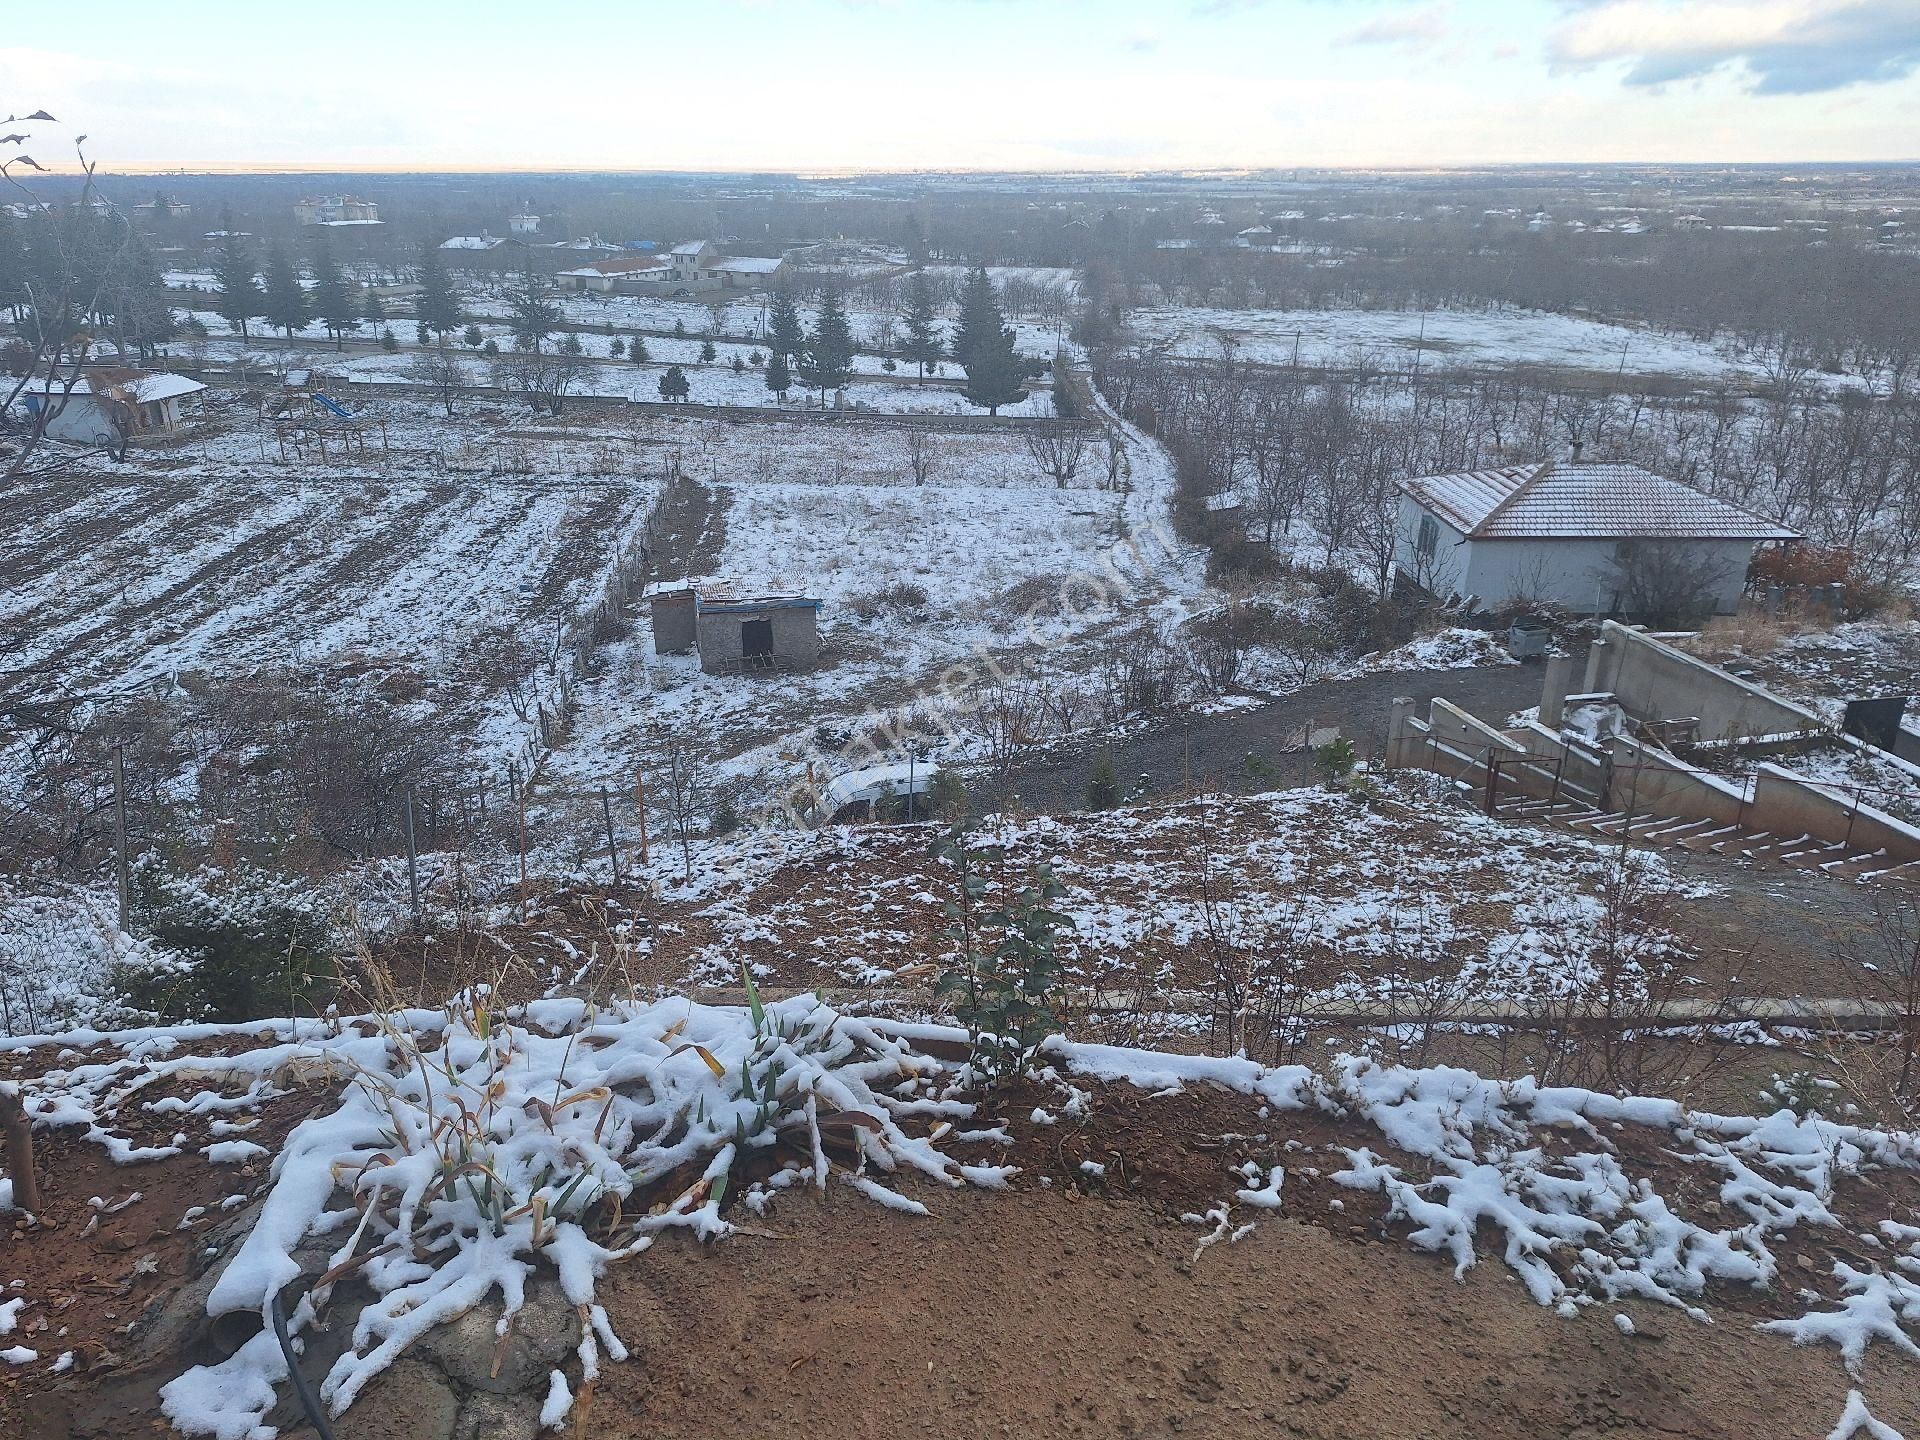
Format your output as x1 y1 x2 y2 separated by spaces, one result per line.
1747 762 1920 863
1583 620 1826 743
1602 736 1749 825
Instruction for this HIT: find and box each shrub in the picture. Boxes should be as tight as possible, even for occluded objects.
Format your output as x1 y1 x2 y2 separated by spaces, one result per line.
126 857 336 1022
845 580 930 619
1313 736 1358 787
927 768 969 821
1086 748 1120 811
710 799 742 838
930 825 1074 1087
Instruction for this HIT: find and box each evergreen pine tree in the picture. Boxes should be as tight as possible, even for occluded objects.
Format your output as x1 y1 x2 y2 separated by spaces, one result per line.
764 348 791 401
109 233 178 359
415 243 463 337
899 269 943 378
953 266 1028 415
631 336 651 363
768 287 804 366
560 331 584 356
1086 749 1120 811
699 337 716 362
462 323 483 348
308 238 357 349
379 327 399 352
506 267 560 351
672 317 687 338
795 288 853 400
609 336 626 357
261 241 310 340
362 289 387 328
210 232 263 338
658 365 690 401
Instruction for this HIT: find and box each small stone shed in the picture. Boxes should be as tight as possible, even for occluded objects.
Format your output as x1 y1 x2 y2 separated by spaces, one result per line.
648 579 822 673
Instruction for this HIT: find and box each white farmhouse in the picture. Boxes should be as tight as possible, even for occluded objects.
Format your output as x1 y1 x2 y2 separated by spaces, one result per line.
1394 460 1800 618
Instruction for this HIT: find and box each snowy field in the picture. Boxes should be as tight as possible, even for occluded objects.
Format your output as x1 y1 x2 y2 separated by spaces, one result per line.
1126 304 1770 384
0 466 655 766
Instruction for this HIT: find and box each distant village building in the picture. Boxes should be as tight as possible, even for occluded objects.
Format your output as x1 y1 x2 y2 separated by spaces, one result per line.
295 195 381 227
132 195 192 219
648 579 822 673
24 369 208 448
663 241 787 291
554 254 671 293
439 232 506 252
1394 459 1800 618
509 212 541 235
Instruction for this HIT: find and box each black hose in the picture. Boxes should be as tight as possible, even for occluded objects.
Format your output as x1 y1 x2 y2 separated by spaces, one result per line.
270 1283 335 1440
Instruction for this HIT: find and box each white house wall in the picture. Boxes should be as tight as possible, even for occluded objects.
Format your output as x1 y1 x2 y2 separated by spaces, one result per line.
1395 497 1755 615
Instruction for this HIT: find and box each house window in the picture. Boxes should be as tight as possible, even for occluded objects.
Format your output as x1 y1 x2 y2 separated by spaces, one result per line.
1416 514 1439 559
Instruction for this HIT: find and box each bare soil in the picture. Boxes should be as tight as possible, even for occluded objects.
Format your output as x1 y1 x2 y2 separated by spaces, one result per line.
595 1182 1917 1440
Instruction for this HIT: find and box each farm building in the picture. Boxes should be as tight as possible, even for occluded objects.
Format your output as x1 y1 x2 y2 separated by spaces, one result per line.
295 195 380 226
1394 459 1800 620
648 579 822 672
509 212 541 235
439 233 506 252
22 369 207 448
554 254 672 293
662 242 789 291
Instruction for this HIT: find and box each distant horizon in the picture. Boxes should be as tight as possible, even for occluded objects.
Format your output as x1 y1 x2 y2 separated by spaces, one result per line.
62 156 1920 181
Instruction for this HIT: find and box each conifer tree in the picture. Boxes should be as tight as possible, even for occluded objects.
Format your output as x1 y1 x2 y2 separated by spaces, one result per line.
898 269 943 378
415 243 463 337
796 288 853 400
261 241 310 340
462 323 483 348
210 231 264 338
658 364 690 401
308 238 357 349
609 336 626 357
953 266 1028 415
764 348 791 401
699 337 716 362
506 266 560 351
109 233 178 359
631 336 651 364
362 289 387 327
768 287 804 366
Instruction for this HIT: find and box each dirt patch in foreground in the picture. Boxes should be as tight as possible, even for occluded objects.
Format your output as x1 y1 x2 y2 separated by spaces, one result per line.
595 1182 1913 1440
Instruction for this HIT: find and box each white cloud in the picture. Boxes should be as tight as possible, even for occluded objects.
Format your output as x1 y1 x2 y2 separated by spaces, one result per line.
1549 0 1920 93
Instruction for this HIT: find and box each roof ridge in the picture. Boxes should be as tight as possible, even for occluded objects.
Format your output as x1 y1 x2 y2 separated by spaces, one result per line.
1466 462 1550 539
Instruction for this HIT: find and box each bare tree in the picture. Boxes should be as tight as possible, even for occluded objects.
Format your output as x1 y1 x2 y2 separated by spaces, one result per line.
1022 426 1089 488
411 340 468 417
1592 540 1734 626
905 427 939 486
653 731 709 882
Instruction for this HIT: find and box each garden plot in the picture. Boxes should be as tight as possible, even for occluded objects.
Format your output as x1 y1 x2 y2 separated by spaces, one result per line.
1125 304 1764 383
622 784 1699 1005
0 468 655 767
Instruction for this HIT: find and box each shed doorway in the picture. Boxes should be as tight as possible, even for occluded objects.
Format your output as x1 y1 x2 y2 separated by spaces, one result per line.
741 618 774 659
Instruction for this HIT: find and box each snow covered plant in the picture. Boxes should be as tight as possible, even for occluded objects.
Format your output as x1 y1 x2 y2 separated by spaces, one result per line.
162 990 1002 1439
931 824 1076 1087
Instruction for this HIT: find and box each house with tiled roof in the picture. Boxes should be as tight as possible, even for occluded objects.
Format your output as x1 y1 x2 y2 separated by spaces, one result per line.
1394 458 1800 618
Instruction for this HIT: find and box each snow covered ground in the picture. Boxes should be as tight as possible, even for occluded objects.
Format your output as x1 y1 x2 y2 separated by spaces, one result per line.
1125 304 1770 384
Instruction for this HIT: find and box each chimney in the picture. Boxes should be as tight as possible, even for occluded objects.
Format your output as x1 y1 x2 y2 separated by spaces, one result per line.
1570 439 1584 464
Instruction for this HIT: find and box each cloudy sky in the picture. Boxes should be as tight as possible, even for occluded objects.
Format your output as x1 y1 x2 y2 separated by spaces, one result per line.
3 0 1918 171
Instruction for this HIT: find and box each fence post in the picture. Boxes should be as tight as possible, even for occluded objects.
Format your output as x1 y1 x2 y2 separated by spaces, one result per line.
112 743 131 931
635 769 651 866
601 785 621 888
1484 753 1500 815
403 786 422 928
